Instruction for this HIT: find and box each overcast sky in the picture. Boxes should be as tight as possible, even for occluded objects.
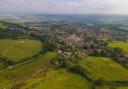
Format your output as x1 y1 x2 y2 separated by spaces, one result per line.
0 0 128 15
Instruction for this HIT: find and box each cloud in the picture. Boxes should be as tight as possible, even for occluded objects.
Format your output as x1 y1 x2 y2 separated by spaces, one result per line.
0 0 128 14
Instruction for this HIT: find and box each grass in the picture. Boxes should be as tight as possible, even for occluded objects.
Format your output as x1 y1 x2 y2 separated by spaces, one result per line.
0 52 57 89
0 39 43 63
120 26 128 31
20 69 91 89
95 86 109 89
0 23 7 29
80 56 128 81
109 41 128 52
0 63 5 70
96 86 128 89
116 86 128 89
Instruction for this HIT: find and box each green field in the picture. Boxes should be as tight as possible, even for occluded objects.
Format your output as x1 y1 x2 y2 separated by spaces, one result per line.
120 26 128 31
109 41 128 52
0 52 57 89
0 23 7 29
96 86 109 89
116 86 128 89
96 86 128 89
20 70 91 89
0 63 5 70
0 39 42 63
80 57 128 81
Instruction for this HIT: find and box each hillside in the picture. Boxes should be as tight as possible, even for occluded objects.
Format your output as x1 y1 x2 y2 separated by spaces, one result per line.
0 52 57 89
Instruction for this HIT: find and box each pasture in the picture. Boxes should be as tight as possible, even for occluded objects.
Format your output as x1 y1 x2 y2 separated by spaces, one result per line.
0 52 57 89
96 86 128 89
0 63 5 70
96 86 109 89
0 23 7 29
80 56 128 81
120 26 128 31
116 87 128 89
109 41 128 52
0 39 43 63
20 69 91 89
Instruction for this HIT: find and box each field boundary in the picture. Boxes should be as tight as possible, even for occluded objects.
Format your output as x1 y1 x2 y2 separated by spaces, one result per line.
0 54 42 73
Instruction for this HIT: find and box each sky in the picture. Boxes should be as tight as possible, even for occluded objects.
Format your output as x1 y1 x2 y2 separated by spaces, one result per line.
0 0 128 15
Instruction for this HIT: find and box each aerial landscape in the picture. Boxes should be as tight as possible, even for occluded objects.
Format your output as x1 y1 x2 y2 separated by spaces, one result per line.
0 0 128 89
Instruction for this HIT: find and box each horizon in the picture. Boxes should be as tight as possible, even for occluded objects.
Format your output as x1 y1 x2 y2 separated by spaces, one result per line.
1 13 128 16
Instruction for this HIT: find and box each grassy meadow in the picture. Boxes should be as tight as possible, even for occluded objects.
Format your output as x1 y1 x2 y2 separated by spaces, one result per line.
0 52 57 89
116 87 128 89
0 23 7 29
120 26 128 31
20 69 91 89
96 86 128 89
80 56 128 81
0 39 43 63
96 86 109 89
0 63 5 70
109 41 128 52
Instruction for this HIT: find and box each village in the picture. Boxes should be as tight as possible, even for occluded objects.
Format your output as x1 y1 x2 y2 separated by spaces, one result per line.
6 21 128 60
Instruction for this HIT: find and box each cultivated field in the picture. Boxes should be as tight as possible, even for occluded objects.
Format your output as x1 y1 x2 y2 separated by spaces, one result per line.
0 52 57 89
0 39 42 63
20 69 91 89
109 41 128 52
80 56 128 81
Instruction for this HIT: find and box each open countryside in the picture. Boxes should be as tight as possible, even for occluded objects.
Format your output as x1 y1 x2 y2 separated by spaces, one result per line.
20 70 91 89
80 57 128 81
109 41 128 52
0 4 128 88
0 52 57 89
0 39 42 63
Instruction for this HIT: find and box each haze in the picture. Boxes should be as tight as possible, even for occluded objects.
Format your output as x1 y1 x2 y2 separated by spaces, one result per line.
0 0 128 15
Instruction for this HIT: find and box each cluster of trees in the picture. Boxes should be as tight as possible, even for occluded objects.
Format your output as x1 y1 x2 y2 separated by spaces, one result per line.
0 22 31 39
51 55 93 82
90 46 128 68
82 37 128 68
0 29 29 39
31 34 57 52
0 22 47 68
83 37 108 50
0 56 14 68
52 54 128 89
94 79 128 89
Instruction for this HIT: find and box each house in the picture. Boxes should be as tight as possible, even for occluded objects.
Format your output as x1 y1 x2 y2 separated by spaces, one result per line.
65 34 84 47
124 53 128 58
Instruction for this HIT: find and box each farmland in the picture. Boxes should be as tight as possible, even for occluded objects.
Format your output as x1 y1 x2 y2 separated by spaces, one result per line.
120 26 128 31
0 52 57 89
19 69 91 89
0 39 43 63
117 87 128 89
0 63 5 70
96 86 128 89
80 56 128 81
109 41 128 52
95 86 109 89
0 15 128 89
0 23 7 29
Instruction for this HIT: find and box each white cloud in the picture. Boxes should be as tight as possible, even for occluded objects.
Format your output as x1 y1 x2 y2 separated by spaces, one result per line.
0 0 128 14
